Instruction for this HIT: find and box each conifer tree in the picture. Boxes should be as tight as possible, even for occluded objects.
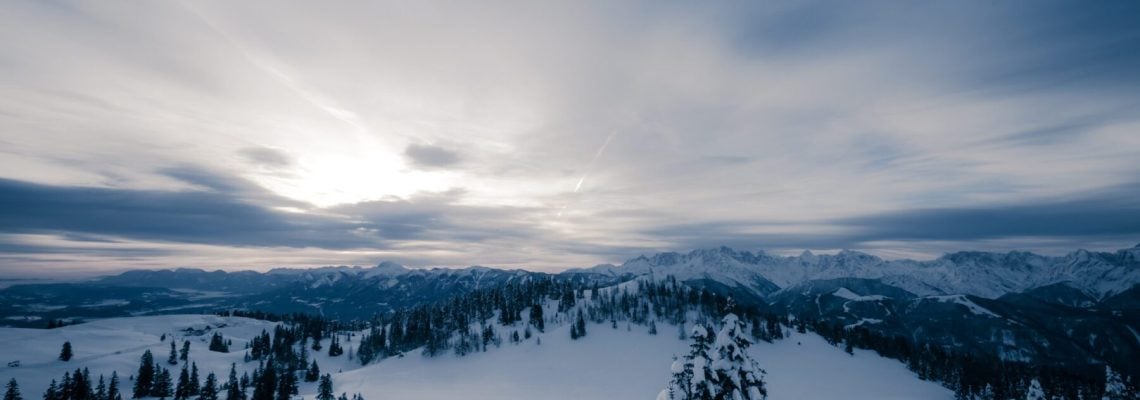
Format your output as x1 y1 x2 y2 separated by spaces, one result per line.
316 376 333 400
42 381 57 400
197 373 218 400
1102 366 1130 400
59 342 73 362
134 350 155 398
168 341 179 365
107 373 121 400
180 341 190 363
529 304 544 332
153 368 173 400
189 364 200 396
305 361 320 383
709 314 766 399
95 375 107 400
225 364 244 400
209 333 229 353
175 367 191 400
1025 379 1045 400
4 379 21 400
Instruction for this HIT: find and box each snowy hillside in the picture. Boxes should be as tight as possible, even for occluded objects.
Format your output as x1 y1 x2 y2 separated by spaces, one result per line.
0 314 953 400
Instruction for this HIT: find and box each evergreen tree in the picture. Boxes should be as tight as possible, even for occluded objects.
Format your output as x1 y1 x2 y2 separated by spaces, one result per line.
42 380 57 400
316 376 333 400
1102 366 1130 400
59 342 73 362
225 364 244 400
708 314 766 399
175 367 191 400
153 368 173 399
95 376 107 400
107 373 121 400
662 324 715 400
251 362 275 400
4 379 21 400
189 364 200 396
133 350 155 398
180 341 191 363
529 304 544 332
168 341 179 365
197 373 218 400
649 321 658 335
208 333 229 353
1025 379 1045 400
304 361 320 383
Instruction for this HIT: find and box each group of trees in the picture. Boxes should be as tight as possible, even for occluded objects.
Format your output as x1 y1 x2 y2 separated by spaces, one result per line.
40 368 121 400
797 316 1138 399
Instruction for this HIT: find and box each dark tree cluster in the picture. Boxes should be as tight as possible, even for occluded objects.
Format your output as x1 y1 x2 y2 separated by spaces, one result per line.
804 319 1137 400
42 369 120 400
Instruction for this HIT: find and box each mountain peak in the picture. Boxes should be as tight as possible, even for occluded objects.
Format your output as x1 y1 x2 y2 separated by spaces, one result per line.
369 261 409 276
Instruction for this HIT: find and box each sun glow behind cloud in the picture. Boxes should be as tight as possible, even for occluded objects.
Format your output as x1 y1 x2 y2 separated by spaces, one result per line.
1 1 1139 276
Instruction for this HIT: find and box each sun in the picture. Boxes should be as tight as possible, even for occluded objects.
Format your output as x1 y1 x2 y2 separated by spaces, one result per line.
252 150 456 208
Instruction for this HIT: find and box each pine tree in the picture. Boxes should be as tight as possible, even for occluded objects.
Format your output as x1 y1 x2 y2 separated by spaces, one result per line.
168 341 179 365
316 375 333 400
175 367 191 400
180 341 191 363
1025 379 1045 400
662 324 715 400
134 350 155 398
225 364 244 400
59 342 73 362
709 314 766 400
197 373 218 400
95 375 107 400
209 333 229 353
42 380 57 400
1102 366 1129 400
529 304 545 332
305 361 320 383
108 373 121 400
4 379 21 400
251 362 275 400
189 364 200 396
153 368 173 399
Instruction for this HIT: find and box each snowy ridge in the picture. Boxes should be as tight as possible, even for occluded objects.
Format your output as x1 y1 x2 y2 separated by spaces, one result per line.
573 245 1140 299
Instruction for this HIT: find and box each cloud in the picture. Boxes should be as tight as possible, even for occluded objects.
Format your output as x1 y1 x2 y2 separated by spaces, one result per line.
240 146 294 169
403 144 462 169
1 1 1139 275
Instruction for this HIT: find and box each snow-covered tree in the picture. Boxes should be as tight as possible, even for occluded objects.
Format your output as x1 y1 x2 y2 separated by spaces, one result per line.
660 324 714 400
662 316 767 400
168 341 179 365
709 314 767 400
1102 366 1130 400
1025 379 1046 400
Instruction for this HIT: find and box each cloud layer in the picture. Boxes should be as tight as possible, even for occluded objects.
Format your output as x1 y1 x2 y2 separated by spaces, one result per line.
1 1 1139 276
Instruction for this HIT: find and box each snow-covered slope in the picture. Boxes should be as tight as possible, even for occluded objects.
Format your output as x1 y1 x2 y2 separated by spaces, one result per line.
0 314 953 400
574 245 1140 299
0 315 279 398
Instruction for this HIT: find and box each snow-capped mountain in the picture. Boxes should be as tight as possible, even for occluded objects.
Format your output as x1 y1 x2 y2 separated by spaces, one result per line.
574 244 1140 299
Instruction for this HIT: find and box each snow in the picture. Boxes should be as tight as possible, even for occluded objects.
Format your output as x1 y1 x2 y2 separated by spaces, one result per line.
928 295 1001 318
1 314 954 400
0 315 278 398
832 288 888 302
334 321 952 400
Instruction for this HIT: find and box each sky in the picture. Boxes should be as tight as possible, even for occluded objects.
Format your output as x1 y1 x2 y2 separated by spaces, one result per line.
2 1 1140 277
